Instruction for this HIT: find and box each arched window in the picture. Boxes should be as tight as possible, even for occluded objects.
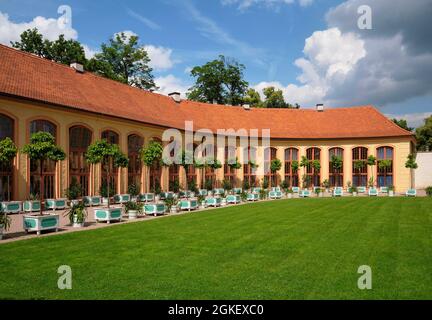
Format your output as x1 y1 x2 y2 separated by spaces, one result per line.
284 148 299 187
30 120 57 199
264 147 278 187
352 147 368 187
0 114 15 201
377 146 394 187
306 147 321 187
101 130 120 193
224 145 236 186
128 134 144 188
102 130 119 145
243 147 257 187
329 148 344 187
149 138 162 193
69 126 92 196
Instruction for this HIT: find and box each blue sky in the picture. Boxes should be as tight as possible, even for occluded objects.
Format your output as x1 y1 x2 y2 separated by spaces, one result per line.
0 0 431 127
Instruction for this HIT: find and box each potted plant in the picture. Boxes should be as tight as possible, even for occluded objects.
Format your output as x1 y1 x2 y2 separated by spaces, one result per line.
164 197 179 213
388 185 395 197
0 206 12 240
100 181 115 206
222 178 233 194
367 155 377 186
64 203 87 228
349 184 358 197
286 189 293 199
169 179 181 193
141 140 163 193
0 137 17 203
242 179 251 192
315 187 323 197
65 177 82 206
405 154 418 190
280 179 289 196
124 201 143 220
21 132 65 235
270 158 282 188
86 140 128 224
197 194 206 209
426 186 432 197
322 179 330 193
128 183 140 202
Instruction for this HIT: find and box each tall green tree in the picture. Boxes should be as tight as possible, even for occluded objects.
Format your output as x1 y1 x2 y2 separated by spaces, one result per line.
392 118 413 132
12 28 86 65
22 132 66 215
262 87 293 108
187 55 248 106
243 88 263 107
416 115 432 151
90 32 156 90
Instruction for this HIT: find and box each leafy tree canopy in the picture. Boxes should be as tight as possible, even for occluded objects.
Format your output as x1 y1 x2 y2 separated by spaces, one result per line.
90 32 157 90
22 132 66 162
416 115 432 151
85 139 128 168
187 55 248 106
0 138 18 164
140 140 163 167
392 118 414 132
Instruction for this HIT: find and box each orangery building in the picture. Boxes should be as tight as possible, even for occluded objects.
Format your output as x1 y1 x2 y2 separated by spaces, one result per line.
0 44 416 201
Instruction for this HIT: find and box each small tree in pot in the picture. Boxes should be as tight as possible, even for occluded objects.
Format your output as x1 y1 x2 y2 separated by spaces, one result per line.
85 139 129 209
128 183 140 201
22 132 66 215
270 158 282 188
330 155 343 187
124 201 143 219
405 154 418 189
0 137 17 201
65 177 83 206
367 155 377 187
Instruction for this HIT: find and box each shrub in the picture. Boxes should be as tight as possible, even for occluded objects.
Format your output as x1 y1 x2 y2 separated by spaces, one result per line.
280 179 289 192
169 179 180 193
128 183 140 197
188 180 198 193
261 177 269 190
124 201 143 214
204 179 213 191
65 177 83 200
0 206 11 231
242 179 250 191
222 179 232 191
64 203 87 224
163 197 178 211
100 181 115 198
426 186 432 197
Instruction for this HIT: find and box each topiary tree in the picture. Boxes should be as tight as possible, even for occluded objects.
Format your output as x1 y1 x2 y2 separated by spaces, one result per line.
22 132 66 215
85 139 128 208
330 155 343 187
270 158 282 188
0 138 18 201
405 154 418 189
367 155 377 187
140 140 163 192
311 160 321 187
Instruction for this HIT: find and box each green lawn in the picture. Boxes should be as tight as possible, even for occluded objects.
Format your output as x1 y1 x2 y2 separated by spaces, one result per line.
1 197 431 300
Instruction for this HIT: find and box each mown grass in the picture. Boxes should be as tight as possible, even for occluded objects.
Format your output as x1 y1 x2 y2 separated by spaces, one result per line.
0 197 431 300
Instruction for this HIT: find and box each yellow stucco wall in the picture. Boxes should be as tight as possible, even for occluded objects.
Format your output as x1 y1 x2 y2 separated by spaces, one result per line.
0 96 414 200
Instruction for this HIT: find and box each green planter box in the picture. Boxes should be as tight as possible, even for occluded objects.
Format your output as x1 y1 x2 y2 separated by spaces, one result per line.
179 199 198 211
213 188 225 196
1 201 22 213
23 214 59 235
113 194 131 204
144 203 166 216
83 196 102 207
23 200 41 212
247 193 259 201
232 188 242 195
206 197 222 207
45 199 68 210
269 191 283 199
179 191 195 198
94 207 122 224
226 195 241 204
137 193 154 202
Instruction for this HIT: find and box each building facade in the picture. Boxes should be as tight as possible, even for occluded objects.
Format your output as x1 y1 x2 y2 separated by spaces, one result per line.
0 45 416 201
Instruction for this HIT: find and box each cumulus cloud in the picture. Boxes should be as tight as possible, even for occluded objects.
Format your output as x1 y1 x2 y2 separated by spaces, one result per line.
144 45 176 71
0 11 78 45
252 0 432 110
154 75 190 97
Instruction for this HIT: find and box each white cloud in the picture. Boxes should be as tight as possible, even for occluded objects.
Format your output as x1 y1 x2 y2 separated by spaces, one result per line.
154 75 189 97
221 0 312 10
386 112 432 129
143 45 176 71
114 30 137 41
82 44 98 59
0 11 78 45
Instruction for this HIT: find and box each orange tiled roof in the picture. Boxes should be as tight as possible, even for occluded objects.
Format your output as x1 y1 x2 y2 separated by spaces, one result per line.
0 44 413 139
